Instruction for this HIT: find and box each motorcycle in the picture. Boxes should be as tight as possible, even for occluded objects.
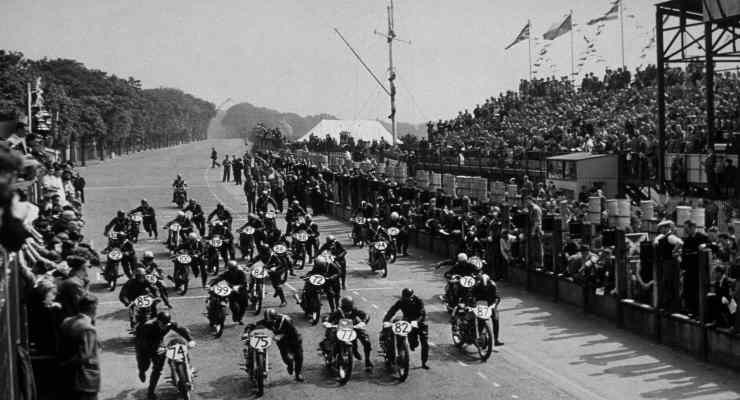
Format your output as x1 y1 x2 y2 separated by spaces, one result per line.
129 294 159 333
380 319 415 382
239 226 256 260
172 252 192 295
206 283 231 338
129 213 143 243
103 246 123 291
291 230 310 269
369 240 389 278
206 236 224 274
451 301 494 362
321 319 364 385
173 187 187 209
163 334 194 399
300 274 326 325
167 223 182 252
386 227 400 263
351 217 367 247
444 274 476 314
242 328 273 397
248 263 270 314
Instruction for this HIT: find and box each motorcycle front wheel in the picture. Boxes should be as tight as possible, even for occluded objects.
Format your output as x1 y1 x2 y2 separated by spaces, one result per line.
337 345 353 385
255 351 266 396
397 340 410 382
476 321 493 362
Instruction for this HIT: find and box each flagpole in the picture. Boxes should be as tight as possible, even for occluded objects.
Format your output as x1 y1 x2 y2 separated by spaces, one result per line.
528 20 533 80
570 10 575 84
619 0 626 67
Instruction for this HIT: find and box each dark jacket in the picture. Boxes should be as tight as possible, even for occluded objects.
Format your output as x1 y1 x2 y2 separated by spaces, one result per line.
58 314 100 393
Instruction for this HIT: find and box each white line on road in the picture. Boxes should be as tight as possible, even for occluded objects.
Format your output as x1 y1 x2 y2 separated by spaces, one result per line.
100 294 207 306
361 297 368 302
371 304 378 309
492 382 501 388
352 290 360 295
286 283 297 292
428 341 437 347
476 371 488 381
457 360 468 367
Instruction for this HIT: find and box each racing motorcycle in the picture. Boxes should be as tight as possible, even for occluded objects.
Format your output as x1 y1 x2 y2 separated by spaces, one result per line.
351 217 367 247
167 223 182 252
129 294 159 333
299 274 327 325
173 187 188 209
248 262 270 314
128 213 143 243
103 233 125 291
291 229 310 269
206 283 231 338
171 251 192 295
321 319 364 385
239 225 256 261
380 319 415 382
242 328 273 397
369 240 389 278
163 333 194 399
386 226 400 263
205 235 224 275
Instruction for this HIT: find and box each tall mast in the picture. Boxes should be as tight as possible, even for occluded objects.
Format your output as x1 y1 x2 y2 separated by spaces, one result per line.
386 0 397 146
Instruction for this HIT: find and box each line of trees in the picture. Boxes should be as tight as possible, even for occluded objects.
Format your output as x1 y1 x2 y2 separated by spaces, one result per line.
0 50 216 160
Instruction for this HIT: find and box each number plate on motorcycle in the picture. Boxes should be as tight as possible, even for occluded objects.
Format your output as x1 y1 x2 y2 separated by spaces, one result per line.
177 254 192 264
134 295 153 308
336 328 357 343
212 284 232 297
470 257 484 269
387 227 400 236
211 238 223 248
392 321 412 337
272 244 287 254
249 334 272 350
308 275 326 286
165 343 187 361
145 274 158 284
170 223 181 232
251 267 268 279
294 231 309 242
265 211 275 219
244 226 255 235
459 276 476 288
320 251 335 263
108 249 123 261
474 305 491 319
374 241 388 251
131 214 143 222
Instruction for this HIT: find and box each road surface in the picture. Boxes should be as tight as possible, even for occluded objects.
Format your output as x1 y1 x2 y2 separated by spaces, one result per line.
81 139 740 400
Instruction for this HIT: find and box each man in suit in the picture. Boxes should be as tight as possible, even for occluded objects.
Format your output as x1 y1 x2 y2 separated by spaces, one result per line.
210 147 218 168
232 156 243 185
222 156 231 182
58 294 101 400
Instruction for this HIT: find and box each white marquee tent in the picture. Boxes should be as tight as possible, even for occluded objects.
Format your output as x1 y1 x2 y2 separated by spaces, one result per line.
297 119 399 144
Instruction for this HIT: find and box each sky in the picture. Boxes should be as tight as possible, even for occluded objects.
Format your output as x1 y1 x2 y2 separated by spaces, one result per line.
1 0 659 124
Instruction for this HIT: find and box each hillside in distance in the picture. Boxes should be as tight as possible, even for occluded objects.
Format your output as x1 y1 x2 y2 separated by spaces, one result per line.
218 101 426 142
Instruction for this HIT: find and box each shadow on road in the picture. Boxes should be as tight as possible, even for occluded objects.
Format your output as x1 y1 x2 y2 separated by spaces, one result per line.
100 336 136 355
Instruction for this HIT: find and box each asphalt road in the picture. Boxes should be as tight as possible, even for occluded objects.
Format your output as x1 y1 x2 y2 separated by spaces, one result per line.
82 139 740 400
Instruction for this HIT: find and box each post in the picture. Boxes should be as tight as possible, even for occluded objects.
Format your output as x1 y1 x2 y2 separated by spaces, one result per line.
705 21 715 148
26 83 32 134
387 0 397 146
619 0 626 67
528 20 533 80
656 8 666 185
570 10 575 83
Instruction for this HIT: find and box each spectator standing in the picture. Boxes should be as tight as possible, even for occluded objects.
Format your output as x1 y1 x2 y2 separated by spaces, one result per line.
57 256 90 318
210 147 218 168
73 172 86 203
233 156 243 185
222 156 232 183
58 294 101 400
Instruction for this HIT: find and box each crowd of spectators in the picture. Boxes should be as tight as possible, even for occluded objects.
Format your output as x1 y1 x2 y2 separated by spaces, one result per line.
1 123 100 400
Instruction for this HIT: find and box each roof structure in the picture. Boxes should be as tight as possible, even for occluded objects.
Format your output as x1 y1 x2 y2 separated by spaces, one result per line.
297 120 398 144
547 152 612 161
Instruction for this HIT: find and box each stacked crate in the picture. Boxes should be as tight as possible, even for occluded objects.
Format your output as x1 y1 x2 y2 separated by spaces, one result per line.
442 174 457 194
415 170 430 189
430 172 442 191
490 181 506 203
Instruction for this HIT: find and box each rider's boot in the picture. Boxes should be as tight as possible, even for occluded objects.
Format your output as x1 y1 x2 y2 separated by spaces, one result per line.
364 347 373 371
276 287 287 307
292 292 302 307
493 319 504 346
352 342 362 361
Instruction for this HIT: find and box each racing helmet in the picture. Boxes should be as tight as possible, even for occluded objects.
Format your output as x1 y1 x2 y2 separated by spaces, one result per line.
143 251 154 260
340 296 354 311
457 252 468 263
390 211 400 220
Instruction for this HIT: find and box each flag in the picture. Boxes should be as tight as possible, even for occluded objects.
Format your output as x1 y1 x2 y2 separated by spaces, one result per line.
588 1 619 25
543 14 572 40
505 21 531 50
